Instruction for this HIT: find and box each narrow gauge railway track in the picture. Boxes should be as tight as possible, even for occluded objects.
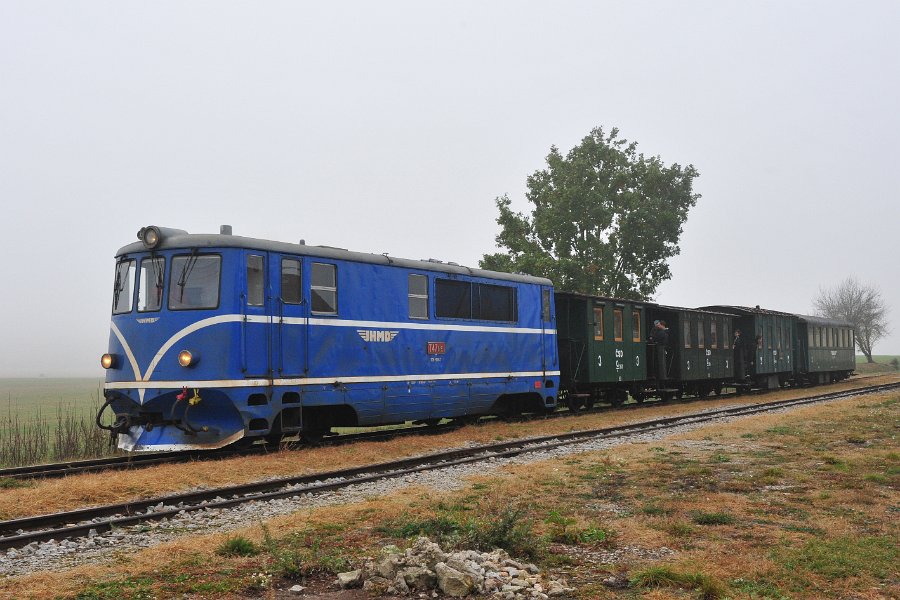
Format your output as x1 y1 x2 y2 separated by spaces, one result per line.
0 378 884 481
1 381 896 552
0 422 466 481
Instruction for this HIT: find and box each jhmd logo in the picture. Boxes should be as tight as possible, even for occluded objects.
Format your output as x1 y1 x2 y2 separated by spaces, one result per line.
358 330 399 343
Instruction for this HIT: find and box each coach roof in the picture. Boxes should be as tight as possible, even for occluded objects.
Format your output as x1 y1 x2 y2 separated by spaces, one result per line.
116 229 552 286
795 314 854 328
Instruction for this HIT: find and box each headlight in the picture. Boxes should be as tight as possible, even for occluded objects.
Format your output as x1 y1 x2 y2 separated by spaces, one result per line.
177 350 197 367
101 353 117 369
138 225 162 249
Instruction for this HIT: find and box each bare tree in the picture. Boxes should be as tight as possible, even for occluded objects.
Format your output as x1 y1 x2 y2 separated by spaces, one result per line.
814 277 890 363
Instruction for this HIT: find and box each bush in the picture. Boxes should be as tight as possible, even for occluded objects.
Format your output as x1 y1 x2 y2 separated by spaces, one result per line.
381 505 544 560
691 511 736 526
216 536 259 557
631 566 727 599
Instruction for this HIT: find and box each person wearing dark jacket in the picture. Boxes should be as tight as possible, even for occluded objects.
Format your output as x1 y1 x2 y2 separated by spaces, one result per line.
650 320 669 379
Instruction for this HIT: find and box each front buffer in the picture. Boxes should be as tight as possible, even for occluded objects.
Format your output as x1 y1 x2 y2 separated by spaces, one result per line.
102 388 246 452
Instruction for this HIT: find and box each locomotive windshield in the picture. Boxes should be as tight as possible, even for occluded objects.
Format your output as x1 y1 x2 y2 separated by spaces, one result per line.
168 254 221 310
112 260 135 314
137 257 165 312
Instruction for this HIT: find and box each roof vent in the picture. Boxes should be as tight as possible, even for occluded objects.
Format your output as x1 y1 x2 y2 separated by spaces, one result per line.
220 225 233 235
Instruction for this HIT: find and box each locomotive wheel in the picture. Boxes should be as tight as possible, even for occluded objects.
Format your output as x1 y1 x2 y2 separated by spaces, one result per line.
301 429 327 444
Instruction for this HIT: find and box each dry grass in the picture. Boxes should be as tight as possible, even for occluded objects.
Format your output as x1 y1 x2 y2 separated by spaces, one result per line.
1 376 897 599
1 374 895 521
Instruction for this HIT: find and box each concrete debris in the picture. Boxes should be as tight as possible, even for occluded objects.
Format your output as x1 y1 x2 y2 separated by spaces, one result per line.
335 537 574 598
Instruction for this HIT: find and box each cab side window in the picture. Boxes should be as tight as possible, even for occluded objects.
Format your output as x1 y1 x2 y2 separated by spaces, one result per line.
281 259 302 305
247 255 265 306
311 263 337 314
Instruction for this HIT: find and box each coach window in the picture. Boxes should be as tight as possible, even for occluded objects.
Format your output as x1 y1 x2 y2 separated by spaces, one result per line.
776 325 782 349
435 279 472 319
112 259 135 314
311 263 337 315
169 255 221 310
711 321 718 349
849 329 854 349
723 321 730 349
408 274 429 319
613 309 624 342
697 319 705 348
826 328 832 347
632 310 641 342
809 328 815 348
247 255 265 306
684 321 692 348
593 307 604 341
137 257 165 312
281 259 302 305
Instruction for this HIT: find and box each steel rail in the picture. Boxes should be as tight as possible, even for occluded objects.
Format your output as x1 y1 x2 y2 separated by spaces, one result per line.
1 381 895 551
0 421 463 481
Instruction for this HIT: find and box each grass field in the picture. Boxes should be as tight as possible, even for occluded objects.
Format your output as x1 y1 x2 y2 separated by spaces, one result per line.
854 355 900 375
0 378 104 420
0 378 108 466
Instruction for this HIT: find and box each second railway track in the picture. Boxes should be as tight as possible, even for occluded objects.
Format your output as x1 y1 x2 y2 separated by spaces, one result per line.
1 381 896 553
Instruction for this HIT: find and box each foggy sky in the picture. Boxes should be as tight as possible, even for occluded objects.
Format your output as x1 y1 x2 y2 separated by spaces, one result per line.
1 1 898 377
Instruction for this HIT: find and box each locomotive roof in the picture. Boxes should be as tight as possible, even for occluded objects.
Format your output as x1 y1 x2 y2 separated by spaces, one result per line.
795 314 854 328
116 230 552 286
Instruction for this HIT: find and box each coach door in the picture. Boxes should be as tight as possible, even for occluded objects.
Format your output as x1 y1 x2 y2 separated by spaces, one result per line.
276 256 307 377
243 252 273 378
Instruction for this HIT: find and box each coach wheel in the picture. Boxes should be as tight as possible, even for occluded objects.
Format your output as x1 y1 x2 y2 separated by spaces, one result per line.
713 384 723 396
633 391 645 404
566 396 581 412
697 385 710 399
584 396 596 410
423 418 441 427
675 389 684 400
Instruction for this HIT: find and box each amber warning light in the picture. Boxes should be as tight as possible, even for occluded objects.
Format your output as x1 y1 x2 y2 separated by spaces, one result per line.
427 342 446 355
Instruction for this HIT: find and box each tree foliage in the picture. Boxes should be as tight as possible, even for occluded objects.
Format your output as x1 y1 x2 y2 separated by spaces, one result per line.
814 276 890 363
480 126 700 300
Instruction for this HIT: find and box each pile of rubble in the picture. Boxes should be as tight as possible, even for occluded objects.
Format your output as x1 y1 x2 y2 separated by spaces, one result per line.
336 537 574 598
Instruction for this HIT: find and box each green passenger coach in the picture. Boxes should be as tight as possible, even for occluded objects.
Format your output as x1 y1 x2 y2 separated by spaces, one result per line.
555 292 648 408
700 305 796 389
795 315 855 384
644 305 736 399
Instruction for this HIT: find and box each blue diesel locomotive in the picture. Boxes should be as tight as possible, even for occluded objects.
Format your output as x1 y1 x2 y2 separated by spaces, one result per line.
100 226 560 451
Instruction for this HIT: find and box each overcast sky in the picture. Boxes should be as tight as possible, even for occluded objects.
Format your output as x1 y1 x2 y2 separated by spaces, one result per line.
1 1 897 377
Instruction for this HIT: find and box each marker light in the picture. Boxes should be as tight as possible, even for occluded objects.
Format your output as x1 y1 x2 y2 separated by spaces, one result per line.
101 353 117 369
177 350 196 368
